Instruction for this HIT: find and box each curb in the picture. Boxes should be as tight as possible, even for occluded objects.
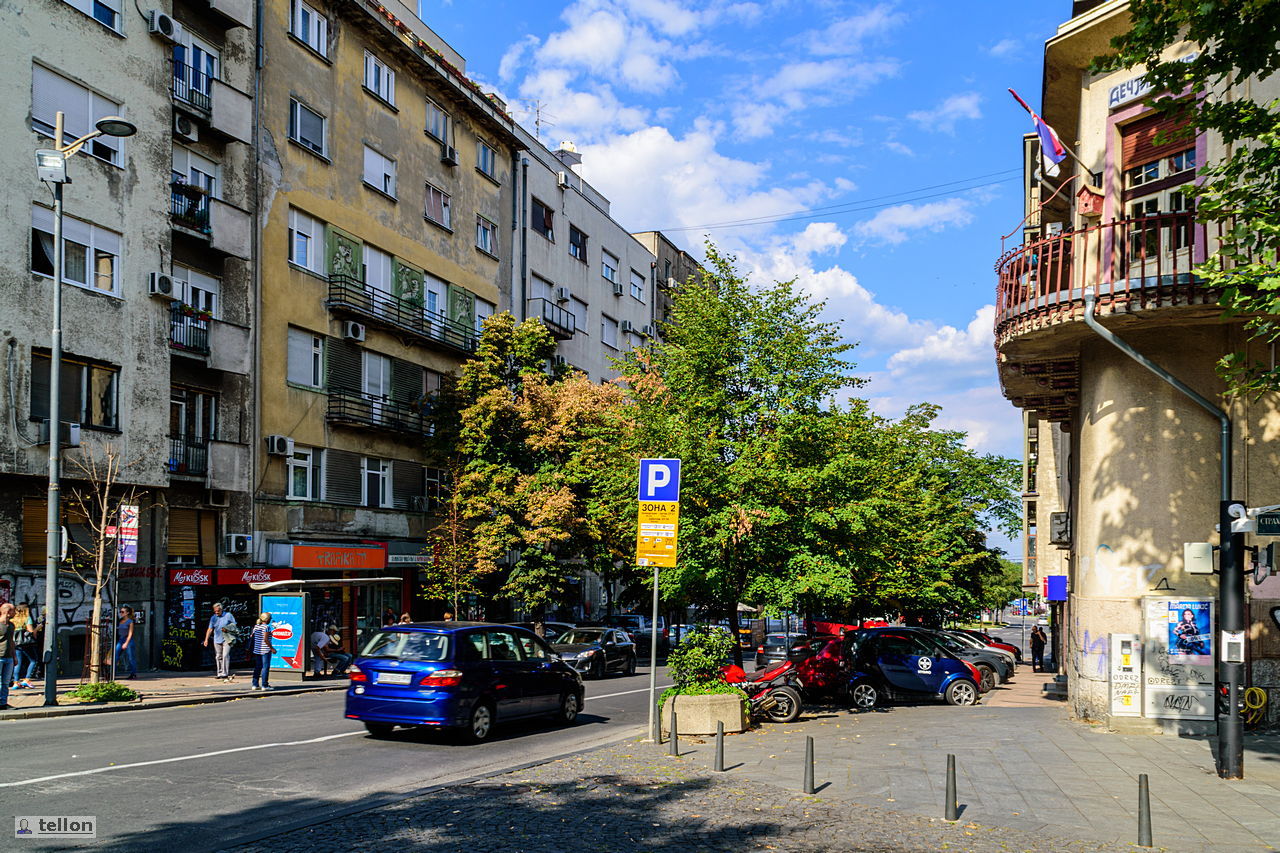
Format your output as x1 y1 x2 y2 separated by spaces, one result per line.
0 684 347 720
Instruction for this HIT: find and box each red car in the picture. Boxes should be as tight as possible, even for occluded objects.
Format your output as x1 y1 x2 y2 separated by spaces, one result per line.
955 629 1022 663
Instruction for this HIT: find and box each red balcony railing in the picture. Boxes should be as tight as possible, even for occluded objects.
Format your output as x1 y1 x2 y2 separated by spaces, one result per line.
995 211 1208 346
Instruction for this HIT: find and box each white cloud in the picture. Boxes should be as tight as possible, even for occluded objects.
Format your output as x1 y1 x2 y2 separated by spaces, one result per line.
887 305 995 381
907 92 983 133
883 140 914 156
854 197 974 245
803 4 906 56
731 58 899 138
987 38 1019 58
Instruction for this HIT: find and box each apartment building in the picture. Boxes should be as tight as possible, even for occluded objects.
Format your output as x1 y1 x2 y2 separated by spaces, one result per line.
0 0 255 673
996 0 1280 728
631 230 703 335
248 0 522 643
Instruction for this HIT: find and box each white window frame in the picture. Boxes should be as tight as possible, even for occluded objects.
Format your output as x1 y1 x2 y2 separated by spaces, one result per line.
173 264 222 319
425 182 452 229
475 298 495 336
31 65 125 166
601 252 619 284
363 244 393 296
361 457 391 508
288 98 327 157
56 0 122 31
363 145 397 197
287 446 324 500
476 140 496 177
425 99 449 142
290 0 328 56
287 326 324 388
30 205 121 296
601 315 619 349
476 215 497 256
363 52 395 105
288 208 323 273
629 269 646 302
172 147 220 199
173 33 221 100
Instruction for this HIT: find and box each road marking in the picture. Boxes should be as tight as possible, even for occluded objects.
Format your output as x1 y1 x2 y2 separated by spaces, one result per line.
0 731 363 788
585 684 671 702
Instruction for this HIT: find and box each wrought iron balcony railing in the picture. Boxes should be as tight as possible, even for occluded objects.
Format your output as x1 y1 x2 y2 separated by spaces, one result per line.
169 302 211 355
326 274 478 354
171 183 211 233
168 434 209 477
172 60 213 111
326 388 431 437
528 297 576 340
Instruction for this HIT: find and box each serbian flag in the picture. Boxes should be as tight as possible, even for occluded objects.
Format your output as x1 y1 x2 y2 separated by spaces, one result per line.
1009 89 1067 173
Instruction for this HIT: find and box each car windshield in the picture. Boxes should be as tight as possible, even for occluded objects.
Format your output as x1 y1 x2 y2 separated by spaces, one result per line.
557 629 605 644
360 631 450 661
944 632 981 648
764 634 792 647
933 634 968 652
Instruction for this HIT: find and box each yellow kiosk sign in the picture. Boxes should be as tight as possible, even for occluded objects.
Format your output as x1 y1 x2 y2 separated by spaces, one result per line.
636 459 681 567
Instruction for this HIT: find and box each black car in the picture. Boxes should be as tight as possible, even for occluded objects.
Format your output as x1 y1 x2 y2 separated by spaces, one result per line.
513 622 576 643
755 633 809 668
552 627 638 678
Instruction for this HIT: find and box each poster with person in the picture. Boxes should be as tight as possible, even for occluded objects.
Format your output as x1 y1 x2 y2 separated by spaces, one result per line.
1167 600 1212 665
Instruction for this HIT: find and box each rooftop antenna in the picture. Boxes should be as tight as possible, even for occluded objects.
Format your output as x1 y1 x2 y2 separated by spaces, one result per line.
525 100 557 141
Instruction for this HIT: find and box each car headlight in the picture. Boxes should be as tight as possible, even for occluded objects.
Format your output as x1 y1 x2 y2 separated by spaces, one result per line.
578 649 598 658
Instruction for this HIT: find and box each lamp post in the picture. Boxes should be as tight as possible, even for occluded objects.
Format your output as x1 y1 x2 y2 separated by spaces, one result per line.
36 111 136 707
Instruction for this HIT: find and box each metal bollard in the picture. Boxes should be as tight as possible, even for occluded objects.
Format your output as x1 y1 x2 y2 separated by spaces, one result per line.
668 710 679 756
944 754 958 821
1137 773 1152 847
803 735 815 794
714 721 725 771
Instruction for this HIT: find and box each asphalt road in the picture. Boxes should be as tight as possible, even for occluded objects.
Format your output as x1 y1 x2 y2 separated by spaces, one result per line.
3 668 669 852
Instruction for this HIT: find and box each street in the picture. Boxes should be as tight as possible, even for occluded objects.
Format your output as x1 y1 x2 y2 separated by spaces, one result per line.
2 668 669 852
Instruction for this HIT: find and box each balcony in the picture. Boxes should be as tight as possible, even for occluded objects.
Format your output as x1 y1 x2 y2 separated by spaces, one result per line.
172 61 213 112
172 61 253 143
169 303 211 356
168 435 209 477
528 297 576 340
326 389 430 437
326 274 477 355
171 183 210 234
170 185 251 259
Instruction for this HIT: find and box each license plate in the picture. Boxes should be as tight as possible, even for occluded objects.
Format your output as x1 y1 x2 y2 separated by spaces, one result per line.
377 672 413 685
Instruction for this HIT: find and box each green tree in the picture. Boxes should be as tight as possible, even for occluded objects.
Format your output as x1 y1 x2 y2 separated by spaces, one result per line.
417 459 490 619
1094 0 1280 392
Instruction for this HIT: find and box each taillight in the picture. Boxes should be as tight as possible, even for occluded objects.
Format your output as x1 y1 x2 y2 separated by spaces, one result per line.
348 664 367 682
420 669 463 687
662 627 669 638
962 661 982 686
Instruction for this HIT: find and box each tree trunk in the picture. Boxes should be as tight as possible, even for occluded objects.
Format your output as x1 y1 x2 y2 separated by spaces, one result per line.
88 589 105 683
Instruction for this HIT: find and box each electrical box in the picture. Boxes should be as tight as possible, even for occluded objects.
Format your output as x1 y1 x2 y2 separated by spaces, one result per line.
1184 541 1215 575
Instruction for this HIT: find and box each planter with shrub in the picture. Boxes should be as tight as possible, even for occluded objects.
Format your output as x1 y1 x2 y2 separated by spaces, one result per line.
659 626 748 735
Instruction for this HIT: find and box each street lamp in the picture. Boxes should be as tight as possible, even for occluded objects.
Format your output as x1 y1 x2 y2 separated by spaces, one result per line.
37 111 135 707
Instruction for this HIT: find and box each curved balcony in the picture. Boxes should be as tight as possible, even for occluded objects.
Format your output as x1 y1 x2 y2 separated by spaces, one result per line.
994 211 1211 350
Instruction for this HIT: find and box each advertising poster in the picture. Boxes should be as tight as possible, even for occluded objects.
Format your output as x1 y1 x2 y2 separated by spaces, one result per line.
1167 600 1212 666
117 504 139 564
261 593 307 672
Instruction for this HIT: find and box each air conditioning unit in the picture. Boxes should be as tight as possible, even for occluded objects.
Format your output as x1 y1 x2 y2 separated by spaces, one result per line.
553 354 567 366
612 282 624 296
147 10 183 43
265 435 294 456
620 320 635 334
666 277 677 289
554 286 571 303
205 488 230 508
174 114 199 143
557 171 572 189
223 534 252 555
37 420 81 448
149 272 177 299
440 146 459 166
1046 221 1065 236
640 324 654 338
343 321 366 342
409 496 431 511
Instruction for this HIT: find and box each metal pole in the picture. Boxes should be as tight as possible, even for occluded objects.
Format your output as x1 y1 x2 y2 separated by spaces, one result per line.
1220 501 1245 779
1137 772 1152 846
944 754 958 820
42 112 66 708
667 710 678 756
645 560 659 741
714 721 724 772
803 735 815 794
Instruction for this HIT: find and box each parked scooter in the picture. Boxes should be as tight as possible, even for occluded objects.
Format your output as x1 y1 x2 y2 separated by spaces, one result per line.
722 660 804 723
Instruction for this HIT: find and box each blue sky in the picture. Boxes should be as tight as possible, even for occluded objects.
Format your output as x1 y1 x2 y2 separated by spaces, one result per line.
418 0 1065 467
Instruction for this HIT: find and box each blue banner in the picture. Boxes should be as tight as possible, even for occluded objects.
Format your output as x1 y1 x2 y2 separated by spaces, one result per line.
261 593 307 672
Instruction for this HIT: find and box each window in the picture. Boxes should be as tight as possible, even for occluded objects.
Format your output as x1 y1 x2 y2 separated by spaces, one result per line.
362 457 390 508
476 215 497 255
30 351 119 430
363 146 396 197
518 634 551 660
424 466 448 511
532 198 554 241
424 273 446 321
568 226 588 262
173 265 221 319
289 0 328 56
363 245 393 296
173 35 220 104
1125 161 1160 189
425 183 452 229
630 269 646 302
287 446 323 500
287 327 324 387
601 252 619 284
475 298 495 336
476 141 497 177
56 0 122 30
570 296 589 334
172 147 219 224
169 386 217 440
363 52 395 104
31 205 120 295
288 99 326 156
1168 148 1196 175
425 98 449 141
288 208 323 272
31 65 124 165
601 315 619 349
483 630 522 661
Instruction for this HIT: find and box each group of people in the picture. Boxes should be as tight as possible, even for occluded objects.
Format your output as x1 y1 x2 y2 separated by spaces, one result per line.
200 603 284 690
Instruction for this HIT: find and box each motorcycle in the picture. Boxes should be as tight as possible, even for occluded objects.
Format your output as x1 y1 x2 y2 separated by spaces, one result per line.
722 660 805 723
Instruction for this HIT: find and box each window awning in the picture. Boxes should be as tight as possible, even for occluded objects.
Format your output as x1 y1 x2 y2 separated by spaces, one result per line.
249 576 401 591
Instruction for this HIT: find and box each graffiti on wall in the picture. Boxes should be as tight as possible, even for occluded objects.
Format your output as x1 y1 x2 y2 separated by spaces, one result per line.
1073 617 1109 679
1077 544 1167 595
0 572 108 628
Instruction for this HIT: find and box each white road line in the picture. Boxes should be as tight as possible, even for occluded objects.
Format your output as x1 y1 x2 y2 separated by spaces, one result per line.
0 731 363 788
585 684 671 702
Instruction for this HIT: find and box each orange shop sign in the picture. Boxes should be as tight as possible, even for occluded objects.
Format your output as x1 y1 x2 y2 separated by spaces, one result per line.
291 545 386 570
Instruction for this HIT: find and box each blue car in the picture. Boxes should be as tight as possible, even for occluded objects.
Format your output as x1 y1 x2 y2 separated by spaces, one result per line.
844 628 982 709
345 622 585 742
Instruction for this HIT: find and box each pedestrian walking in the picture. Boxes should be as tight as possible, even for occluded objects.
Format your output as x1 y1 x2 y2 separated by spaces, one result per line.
0 602 16 710
250 612 274 691
115 606 137 680
202 602 237 681
12 604 41 690
1030 625 1048 672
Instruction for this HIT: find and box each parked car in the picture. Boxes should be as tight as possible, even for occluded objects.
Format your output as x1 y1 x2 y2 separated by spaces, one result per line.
513 621 576 643
668 624 696 646
754 632 810 668
345 622 584 743
845 628 983 708
551 627 638 678
905 629 1010 692
792 635 845 695
953 628 1023 663
939 629 1018 672
606 615 668 657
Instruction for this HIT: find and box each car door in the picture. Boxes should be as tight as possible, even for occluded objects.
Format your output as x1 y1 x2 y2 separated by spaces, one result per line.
873 635 932 696
515 629 561 714
614 630 635 667
599 630 621 671
483 629 527 717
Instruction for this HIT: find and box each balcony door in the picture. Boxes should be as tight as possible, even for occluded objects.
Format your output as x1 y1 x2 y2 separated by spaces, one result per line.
424 273 447 338
363 245 394 317
362 351 390 422
173 35 219 101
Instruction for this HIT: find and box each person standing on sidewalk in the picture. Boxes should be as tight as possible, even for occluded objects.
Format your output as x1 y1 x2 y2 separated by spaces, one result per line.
1030 626 1048 672
202 602 237 681
12 604 40 690
0 602 16 710
115 606 137 680
250 612 274 691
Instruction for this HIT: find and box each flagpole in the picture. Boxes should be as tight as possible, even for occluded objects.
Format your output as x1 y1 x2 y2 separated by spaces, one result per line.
1008 88 1095 180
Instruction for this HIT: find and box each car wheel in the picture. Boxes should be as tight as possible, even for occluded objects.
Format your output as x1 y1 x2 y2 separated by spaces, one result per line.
363 722 395 738
849 682 879 710
976 665 996 693
592 656 607 680
945 679 978 706
625 655 637 677
462 700 496 743
555 691 580 726
763 686 803 723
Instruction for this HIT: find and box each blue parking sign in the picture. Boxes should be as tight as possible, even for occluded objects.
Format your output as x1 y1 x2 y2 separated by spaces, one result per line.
638 458 681 502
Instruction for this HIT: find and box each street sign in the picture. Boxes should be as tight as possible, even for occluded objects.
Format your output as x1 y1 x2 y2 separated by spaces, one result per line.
638 458 681 502
1256 513 1280 535
637 501 679 567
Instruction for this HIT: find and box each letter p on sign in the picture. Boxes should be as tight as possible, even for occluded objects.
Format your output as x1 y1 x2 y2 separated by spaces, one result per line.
638 458 681 503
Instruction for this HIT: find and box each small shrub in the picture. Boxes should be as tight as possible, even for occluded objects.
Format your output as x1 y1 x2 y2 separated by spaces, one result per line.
661 626 747 713
67 682 139 703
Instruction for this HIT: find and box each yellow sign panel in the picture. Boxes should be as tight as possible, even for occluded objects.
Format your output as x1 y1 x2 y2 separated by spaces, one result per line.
637 501 679 567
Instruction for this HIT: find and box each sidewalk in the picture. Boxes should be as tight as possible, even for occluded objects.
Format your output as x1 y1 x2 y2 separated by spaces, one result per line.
1 669 347 720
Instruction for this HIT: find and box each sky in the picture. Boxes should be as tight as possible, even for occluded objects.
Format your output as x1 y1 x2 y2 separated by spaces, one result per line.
415 0 1068 546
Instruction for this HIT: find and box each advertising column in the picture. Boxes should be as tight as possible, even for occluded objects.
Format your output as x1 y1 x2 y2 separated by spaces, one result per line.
1142 596 1214 721
261 592 309 681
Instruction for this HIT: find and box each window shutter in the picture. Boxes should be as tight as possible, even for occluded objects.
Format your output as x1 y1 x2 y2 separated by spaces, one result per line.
390 358 424 404
30 353 50 420
392 460 424 509
22 498 47 566
1121 110 1193 168
199 511 217 565
168 508 199 556
324 449 362 504
325 226 361 280
325 339 361 394
32 66 92 136
287 328 314 385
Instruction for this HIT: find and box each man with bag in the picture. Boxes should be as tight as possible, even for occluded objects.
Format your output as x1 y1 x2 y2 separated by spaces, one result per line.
202 602 238 681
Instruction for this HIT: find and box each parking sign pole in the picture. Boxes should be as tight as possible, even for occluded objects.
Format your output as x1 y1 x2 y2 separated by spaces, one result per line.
646 560 659 742
638 458 680 744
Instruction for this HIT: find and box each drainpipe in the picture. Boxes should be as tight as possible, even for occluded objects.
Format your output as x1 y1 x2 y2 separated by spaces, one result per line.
1081 290 1243 779
519 158 529 321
